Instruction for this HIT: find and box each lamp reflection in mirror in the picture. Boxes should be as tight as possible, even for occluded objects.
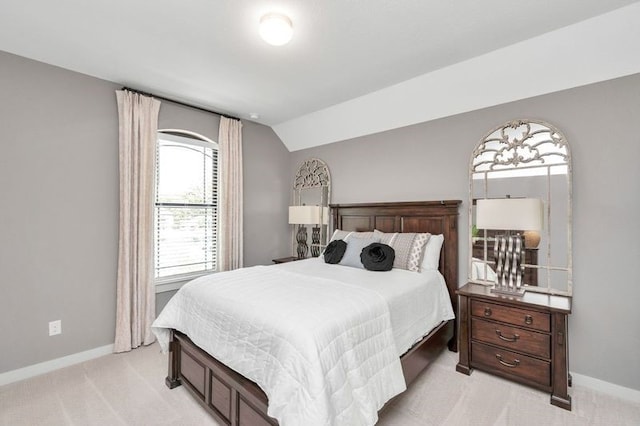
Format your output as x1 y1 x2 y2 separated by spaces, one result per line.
476 198 543 295
311 207 329 257
288 206 328 258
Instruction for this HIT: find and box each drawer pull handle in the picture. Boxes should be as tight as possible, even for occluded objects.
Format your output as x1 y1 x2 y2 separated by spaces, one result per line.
524 315 533 325
484 307 492 317
495 354 520 368
495 329 520 342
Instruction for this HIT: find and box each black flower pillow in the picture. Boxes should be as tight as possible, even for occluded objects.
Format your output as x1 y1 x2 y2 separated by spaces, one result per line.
360 243 395 271
324 239 347 264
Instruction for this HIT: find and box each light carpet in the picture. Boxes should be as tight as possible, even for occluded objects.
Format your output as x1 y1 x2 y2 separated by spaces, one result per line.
1 343 638 425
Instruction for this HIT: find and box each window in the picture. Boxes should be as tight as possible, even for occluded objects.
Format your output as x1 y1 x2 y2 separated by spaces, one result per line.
155 131 218 285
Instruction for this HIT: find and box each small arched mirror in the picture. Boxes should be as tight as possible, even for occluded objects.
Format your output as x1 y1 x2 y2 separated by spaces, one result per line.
469 120 572 296
291 158 331 258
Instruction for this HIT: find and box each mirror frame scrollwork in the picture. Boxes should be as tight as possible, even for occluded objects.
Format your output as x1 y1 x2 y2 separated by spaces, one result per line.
469 119 573 296
294 158 331 192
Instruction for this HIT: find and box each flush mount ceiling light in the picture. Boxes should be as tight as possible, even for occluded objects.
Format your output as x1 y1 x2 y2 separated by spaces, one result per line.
259 13 293 46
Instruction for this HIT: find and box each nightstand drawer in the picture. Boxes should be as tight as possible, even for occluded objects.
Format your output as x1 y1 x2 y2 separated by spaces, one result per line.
471 318 550 358
472 342 551 388
471 300 550 332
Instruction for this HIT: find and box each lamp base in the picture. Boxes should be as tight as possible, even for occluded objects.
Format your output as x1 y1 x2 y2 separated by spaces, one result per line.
296 225 308 259
490 286 525 297
310 226 321 257
493 234 526 297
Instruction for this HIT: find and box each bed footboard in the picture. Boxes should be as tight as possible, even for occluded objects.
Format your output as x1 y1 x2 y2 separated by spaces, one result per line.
166 329 278 426
166 321 453 425
166 330 182 389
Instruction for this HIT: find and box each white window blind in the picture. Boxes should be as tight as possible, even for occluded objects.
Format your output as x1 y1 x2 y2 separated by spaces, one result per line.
155 132 218 280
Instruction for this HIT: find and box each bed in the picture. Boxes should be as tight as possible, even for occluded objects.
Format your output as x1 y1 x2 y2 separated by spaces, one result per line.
154 200 460 426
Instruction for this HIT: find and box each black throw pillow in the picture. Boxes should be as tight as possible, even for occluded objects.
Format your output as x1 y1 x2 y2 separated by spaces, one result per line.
360 243 395 271
324 239 347 264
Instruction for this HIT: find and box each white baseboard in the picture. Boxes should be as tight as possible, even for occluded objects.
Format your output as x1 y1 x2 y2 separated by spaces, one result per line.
571 372 640 403
0 344 114 386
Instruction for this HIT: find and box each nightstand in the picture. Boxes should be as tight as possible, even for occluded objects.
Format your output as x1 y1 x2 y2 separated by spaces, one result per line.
456 282 572 410
272 256 303 264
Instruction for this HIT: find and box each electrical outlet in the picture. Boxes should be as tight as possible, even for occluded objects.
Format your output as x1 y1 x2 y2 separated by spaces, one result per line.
49 320 62 336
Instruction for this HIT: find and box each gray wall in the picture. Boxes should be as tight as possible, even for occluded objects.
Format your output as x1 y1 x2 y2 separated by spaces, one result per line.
242 120 292 265
0 50 290 373
291 73 640 391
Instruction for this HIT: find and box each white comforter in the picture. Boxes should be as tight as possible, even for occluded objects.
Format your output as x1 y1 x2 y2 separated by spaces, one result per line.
277 259 455 355
152 265 407 426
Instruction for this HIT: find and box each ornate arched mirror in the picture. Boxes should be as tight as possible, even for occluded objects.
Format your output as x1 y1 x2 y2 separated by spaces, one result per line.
290 158 331 258
469 120 572 296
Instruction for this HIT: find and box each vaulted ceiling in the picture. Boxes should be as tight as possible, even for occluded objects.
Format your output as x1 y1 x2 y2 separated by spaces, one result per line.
1 0 639 150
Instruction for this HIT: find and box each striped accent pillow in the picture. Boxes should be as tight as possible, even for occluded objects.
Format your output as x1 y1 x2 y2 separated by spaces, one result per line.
374 230 431 272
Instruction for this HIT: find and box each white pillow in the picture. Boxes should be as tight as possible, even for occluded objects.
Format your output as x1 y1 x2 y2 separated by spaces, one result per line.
329 229 352 242
329 229 376 242
339 237 380 269
325 230 375 257
421 234 444 271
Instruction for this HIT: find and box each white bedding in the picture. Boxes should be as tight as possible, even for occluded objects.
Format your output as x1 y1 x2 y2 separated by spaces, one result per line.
276 258 455 355
152 260 454 426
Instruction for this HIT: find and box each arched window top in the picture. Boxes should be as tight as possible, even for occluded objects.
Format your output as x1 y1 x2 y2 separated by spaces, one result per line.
158 128 217 147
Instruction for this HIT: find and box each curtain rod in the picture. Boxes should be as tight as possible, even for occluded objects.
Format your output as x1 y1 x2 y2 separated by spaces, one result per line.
121 87 241 121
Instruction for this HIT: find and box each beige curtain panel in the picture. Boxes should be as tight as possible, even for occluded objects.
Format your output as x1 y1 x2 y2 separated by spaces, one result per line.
218 116 244 271
114 90 161 353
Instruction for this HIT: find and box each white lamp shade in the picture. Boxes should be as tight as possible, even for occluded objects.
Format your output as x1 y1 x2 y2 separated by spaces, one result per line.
289 206 327 225
476 198 543 231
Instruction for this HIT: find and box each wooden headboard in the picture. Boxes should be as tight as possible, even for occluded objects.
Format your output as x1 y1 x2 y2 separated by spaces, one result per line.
330 200 461 316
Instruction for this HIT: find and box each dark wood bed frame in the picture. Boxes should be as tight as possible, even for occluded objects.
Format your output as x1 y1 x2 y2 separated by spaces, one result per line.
165 200 461 426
